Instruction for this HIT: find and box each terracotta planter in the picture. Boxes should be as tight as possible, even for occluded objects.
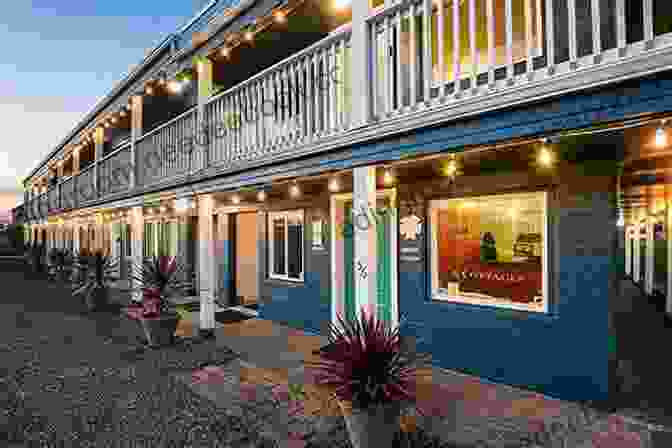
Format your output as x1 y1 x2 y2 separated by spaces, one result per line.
337 399 401 448
139 313 179 347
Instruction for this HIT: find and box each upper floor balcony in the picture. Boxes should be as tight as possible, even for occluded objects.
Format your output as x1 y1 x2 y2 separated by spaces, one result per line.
24 0 672 220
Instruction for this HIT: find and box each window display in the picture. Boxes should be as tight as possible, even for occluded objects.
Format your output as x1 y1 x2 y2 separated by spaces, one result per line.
430 191 547 312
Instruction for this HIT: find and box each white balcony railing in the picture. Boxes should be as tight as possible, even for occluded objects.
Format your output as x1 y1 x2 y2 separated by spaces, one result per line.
45 0 672 207
135 108 198 187
61 176 75 210
98 143 132 196
205 27 353 168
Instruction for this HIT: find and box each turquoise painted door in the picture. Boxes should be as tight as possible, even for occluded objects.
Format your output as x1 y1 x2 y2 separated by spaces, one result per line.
376 197 392 323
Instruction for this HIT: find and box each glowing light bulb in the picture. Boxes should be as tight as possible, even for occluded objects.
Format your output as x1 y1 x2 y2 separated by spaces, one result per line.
383 170 394 186
244 31 254 41
656 127 667 148
231 195 240 205
145 86 153 95
159 206 167 213
168 80 183 94
328 178 340 192
221 47 230 57
257 191 267 201
273 10 286 23
289 184 300 198
538 147 553 167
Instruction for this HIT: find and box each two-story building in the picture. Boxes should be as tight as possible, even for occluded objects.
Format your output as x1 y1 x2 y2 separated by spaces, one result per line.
21 0 672 405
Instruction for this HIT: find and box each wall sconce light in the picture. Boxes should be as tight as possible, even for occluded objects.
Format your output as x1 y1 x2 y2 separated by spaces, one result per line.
383 170 395 186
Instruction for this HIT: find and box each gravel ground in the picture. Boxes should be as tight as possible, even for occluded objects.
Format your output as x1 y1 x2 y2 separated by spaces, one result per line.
0 259 278 448
0 260 459 448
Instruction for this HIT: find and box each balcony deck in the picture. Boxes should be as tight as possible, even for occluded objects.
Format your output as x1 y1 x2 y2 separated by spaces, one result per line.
25 0 672 218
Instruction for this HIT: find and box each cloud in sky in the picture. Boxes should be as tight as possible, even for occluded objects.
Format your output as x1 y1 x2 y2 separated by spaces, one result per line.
0 0 209 194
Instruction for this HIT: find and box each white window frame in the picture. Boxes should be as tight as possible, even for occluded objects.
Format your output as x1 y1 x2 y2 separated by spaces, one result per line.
268 210 305 282
429 191 549 313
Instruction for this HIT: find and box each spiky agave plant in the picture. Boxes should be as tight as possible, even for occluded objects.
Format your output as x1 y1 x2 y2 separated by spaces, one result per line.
130 255 193 317
306 309 432 411
72 251 118 310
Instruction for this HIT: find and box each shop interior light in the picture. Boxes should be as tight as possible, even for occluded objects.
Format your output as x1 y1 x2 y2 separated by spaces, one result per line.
656 120 667 148
328 177 340 192
257 190 267 201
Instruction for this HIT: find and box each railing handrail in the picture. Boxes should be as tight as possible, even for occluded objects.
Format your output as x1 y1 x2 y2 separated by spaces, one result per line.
99 141 131 164
366 0 413 24
79 163 95 177
206 27 352 106
137 107 197 143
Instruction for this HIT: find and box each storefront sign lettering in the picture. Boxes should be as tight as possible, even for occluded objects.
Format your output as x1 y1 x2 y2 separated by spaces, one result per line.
459 271 526 282
356 260 368 279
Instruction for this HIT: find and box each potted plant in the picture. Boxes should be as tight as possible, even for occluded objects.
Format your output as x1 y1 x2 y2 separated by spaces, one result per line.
307 309 432 448
72 251 118 312
129 255 193 347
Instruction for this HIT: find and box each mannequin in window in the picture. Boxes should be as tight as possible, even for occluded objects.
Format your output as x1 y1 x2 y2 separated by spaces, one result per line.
480 231 497 263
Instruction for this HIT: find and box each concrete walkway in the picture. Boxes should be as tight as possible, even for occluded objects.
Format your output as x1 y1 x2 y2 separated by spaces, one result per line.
173 313 666 447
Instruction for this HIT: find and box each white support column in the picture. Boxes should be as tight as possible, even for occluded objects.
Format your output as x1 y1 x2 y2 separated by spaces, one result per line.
646 218 654 295
73 223 80 254
130 206 144 303
353 166 377 319
633 221 641 283
350 0 371 127
625 224 632 277
198 194 216 334
130 95 143 189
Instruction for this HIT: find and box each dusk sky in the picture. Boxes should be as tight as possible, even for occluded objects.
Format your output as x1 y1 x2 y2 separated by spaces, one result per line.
0 0 210 209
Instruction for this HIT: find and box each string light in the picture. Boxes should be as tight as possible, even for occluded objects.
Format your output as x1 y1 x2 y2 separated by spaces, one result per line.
231 194 241 204
257 190 267 201
111 117 118 124
244 30 254 41
145 85 154 95
168 80 183 94
289 183 300 198
656 120 667 148
120 110 127 117
221 47 230 58
273 10 286 23
328 177 340 192
538 146 554 167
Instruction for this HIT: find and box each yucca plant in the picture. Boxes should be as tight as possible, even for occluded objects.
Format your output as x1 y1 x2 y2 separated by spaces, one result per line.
72 251 118 311
129 255 193 318
306 309 433 448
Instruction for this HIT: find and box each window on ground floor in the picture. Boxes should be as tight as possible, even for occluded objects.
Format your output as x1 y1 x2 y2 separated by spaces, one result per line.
429 191 548 313
268 210 304 282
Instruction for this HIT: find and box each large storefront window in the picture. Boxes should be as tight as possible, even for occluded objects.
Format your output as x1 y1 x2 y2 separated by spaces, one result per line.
430 191 548 312
268 210 304 282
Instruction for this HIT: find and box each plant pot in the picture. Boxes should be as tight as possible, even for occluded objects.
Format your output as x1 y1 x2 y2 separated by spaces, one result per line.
337 399 401 448
84 287 109 312
139 313 180 347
